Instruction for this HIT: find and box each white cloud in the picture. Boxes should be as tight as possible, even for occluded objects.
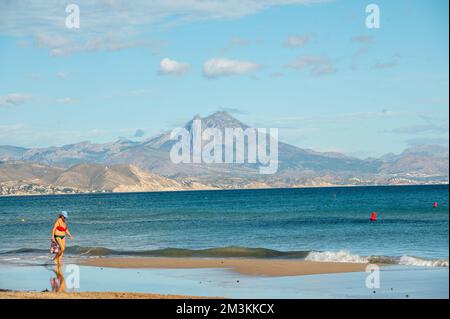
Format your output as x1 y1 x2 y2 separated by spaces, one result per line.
1 0 325 55
310 64 336 76
48 35 163 57
388 124 449 134
229 37 251 45
56 71 67 79
284 33 310 48
286 55 336 76
0 93 32 107
203 58 262 78
55 97 78 105
217 107 249 115
35 34 71 49
128 89 151 96
287 55 326 68
0 123 26 131
159 58 191 75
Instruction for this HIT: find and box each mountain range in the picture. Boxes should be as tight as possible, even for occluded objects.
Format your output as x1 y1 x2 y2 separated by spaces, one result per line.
0 112 448 195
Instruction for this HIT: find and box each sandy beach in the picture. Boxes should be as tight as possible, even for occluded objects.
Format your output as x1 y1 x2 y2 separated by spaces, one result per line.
0 290 216 299
79 257 369 277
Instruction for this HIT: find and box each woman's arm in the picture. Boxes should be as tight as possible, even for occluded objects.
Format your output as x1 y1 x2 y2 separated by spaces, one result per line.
66 228 74 241
51 221 57 242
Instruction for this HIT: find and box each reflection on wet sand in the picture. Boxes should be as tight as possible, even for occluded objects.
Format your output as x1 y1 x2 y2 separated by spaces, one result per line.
50 265 66 293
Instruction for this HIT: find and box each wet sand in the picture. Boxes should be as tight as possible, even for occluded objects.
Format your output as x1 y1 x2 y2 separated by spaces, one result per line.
79 257 369 276
1 263 447 299
0 290 216 299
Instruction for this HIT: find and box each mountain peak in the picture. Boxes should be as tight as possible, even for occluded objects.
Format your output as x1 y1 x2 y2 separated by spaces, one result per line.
114 137 134 144
183 111 247 131
207 111 232 118
204 111 248 129
398 144 449 161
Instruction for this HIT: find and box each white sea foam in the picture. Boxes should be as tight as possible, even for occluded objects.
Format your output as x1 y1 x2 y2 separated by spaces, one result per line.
0 257 20 261
305 250 368 263
305 250 449 267
398 256 449 268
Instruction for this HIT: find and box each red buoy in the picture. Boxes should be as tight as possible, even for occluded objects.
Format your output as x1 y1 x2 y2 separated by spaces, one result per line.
370 211 377 221
433 202 438 208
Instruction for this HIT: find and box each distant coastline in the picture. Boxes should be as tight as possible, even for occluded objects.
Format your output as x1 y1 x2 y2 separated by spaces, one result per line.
1 181 448 198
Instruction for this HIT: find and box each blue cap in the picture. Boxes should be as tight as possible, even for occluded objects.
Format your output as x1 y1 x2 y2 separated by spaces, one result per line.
60 211 68 219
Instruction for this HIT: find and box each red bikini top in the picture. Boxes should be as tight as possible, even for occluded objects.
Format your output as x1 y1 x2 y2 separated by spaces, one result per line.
56 223 67 232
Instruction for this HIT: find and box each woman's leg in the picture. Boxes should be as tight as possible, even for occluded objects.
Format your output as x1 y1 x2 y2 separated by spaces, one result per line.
58 238 66 265
56 264 66 293
52 245 59 264
55 237 65 264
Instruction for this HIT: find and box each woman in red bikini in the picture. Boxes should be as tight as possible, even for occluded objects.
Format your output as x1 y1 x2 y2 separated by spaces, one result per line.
51 211 74 265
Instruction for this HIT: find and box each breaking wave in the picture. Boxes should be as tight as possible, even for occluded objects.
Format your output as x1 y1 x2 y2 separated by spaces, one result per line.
305 250 368 263
304 249 448 267
398 255 449 267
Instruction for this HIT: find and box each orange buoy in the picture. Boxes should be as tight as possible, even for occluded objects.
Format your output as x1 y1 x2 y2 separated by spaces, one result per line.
370 211 377 221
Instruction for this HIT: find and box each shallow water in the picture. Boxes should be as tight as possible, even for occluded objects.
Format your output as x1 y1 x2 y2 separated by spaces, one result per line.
0 264 448 299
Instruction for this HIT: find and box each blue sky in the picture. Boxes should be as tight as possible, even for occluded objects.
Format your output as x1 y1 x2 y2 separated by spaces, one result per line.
0 0 448 157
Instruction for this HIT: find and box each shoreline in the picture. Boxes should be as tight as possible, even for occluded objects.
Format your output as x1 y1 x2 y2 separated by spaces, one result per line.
78 257 370 277
0 182 448 198
0 290 219 299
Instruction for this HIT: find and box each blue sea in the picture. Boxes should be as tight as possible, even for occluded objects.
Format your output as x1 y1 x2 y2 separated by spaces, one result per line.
0 185 448 266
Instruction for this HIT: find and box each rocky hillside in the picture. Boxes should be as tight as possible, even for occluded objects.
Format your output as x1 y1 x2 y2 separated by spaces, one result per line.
0 162 210 195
